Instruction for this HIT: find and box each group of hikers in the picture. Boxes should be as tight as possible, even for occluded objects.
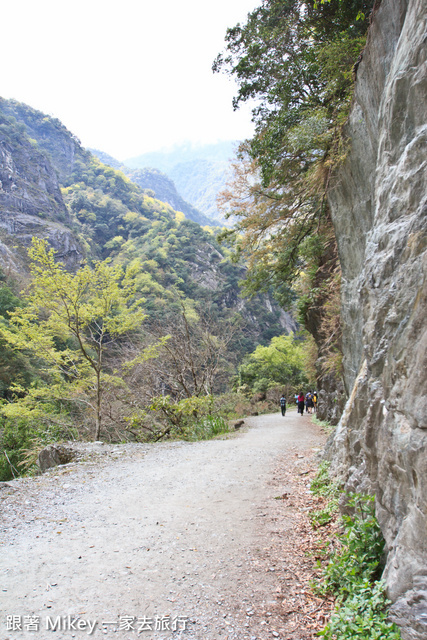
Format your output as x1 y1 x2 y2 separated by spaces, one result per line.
279 391 317 416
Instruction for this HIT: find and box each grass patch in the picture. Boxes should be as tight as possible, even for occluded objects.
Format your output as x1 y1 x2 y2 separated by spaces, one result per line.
310 460 340 498
184 415 230 441
311 415 336 433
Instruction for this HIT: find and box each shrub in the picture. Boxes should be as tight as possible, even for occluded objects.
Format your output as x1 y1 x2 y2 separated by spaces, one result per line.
316 493 401 640
184 415 230 441
310 460 340 498
321 494 385 597
319 578 401 639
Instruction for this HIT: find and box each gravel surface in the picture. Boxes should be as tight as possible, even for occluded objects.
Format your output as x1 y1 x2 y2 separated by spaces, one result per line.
1 411 326 640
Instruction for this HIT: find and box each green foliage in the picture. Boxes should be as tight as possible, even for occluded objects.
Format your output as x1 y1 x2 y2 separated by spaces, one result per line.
308 461 401 638
0 283 22 318
115 206 285 356
125 141 237 223
309 498 339 527
0 418 33 481
314 493 401 639
128 393 233 443
61 154 177 252
145 394 219 440
0 98 289 371
212 391 254 420
0 414 78 481
0 284 38 401
319 578 401 639
310 461 340 498
215 0 373 372
237 332 312 394
309 461 340 527
215 0 373 182
321 494 385 596
0 98 299 460
124 166 213 227
183 414 230 441
0 238 147 440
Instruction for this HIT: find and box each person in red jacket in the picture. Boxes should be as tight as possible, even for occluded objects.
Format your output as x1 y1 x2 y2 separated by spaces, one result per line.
297 392 305 415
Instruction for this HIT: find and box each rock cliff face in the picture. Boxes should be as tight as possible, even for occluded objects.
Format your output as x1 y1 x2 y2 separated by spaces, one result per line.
326 0 427 637
0 103 84 271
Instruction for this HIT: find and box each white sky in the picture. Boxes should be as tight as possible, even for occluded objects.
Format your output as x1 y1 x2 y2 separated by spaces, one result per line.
1 0 259 161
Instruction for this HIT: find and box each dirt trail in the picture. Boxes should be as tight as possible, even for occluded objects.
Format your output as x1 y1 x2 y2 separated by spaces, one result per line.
1 411 326 640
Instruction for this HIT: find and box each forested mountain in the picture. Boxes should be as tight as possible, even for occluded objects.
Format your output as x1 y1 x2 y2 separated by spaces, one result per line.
90 149 214 227
125 141 237 224
0 97 296 392
0 97 301 474
0 97 294 333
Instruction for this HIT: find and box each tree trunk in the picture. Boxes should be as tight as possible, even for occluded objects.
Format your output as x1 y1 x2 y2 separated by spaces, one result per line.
95 370 102 440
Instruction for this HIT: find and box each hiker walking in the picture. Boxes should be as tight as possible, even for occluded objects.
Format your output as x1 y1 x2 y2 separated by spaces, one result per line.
280 394 287 416
297 392 305 416
306 391 314 414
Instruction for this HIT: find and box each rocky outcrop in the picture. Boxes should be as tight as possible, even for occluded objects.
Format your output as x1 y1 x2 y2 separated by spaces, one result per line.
0 108 84 272
316 371 346 426
326 0 427 636
0 98 84 183
0 140 68 222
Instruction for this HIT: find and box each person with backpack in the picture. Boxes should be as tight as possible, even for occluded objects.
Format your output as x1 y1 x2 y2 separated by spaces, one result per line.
280 395 287 416
297 392 305 415
306 391 314 414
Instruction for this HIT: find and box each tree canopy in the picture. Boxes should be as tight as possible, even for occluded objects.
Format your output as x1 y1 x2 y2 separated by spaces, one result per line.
215 0 374 306
0 238 146 440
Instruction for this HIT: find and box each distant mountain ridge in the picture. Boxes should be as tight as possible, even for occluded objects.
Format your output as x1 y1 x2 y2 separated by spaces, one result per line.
125 141 238 224
90 149 214 227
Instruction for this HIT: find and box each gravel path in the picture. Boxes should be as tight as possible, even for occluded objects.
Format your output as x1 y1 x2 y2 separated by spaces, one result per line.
1 411 325 640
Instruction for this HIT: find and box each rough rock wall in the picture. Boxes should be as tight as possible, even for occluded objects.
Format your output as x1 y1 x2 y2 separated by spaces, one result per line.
0 133 83 272
326 0 427 637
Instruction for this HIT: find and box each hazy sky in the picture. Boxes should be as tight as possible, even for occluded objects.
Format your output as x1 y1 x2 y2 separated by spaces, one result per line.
2 0 259 161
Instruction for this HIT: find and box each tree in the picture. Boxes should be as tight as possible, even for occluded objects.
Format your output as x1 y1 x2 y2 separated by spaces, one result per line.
118 300 241 441
215 0 373 304
237 332 313 395
0 238 146 440
215 0 373 400
127 299 239 401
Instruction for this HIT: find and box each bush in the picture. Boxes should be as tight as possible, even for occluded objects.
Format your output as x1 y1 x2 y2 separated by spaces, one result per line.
321 494 385 597
308 462 401 639
184 415 230 441
319 578 401 639
0 417 38 480
315 493 401 640
0 411 79 481
212 392 253 420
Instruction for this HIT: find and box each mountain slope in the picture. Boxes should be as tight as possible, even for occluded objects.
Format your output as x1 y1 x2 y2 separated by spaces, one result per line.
125 141 238 224
90 149 214 226
0 98 296 355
